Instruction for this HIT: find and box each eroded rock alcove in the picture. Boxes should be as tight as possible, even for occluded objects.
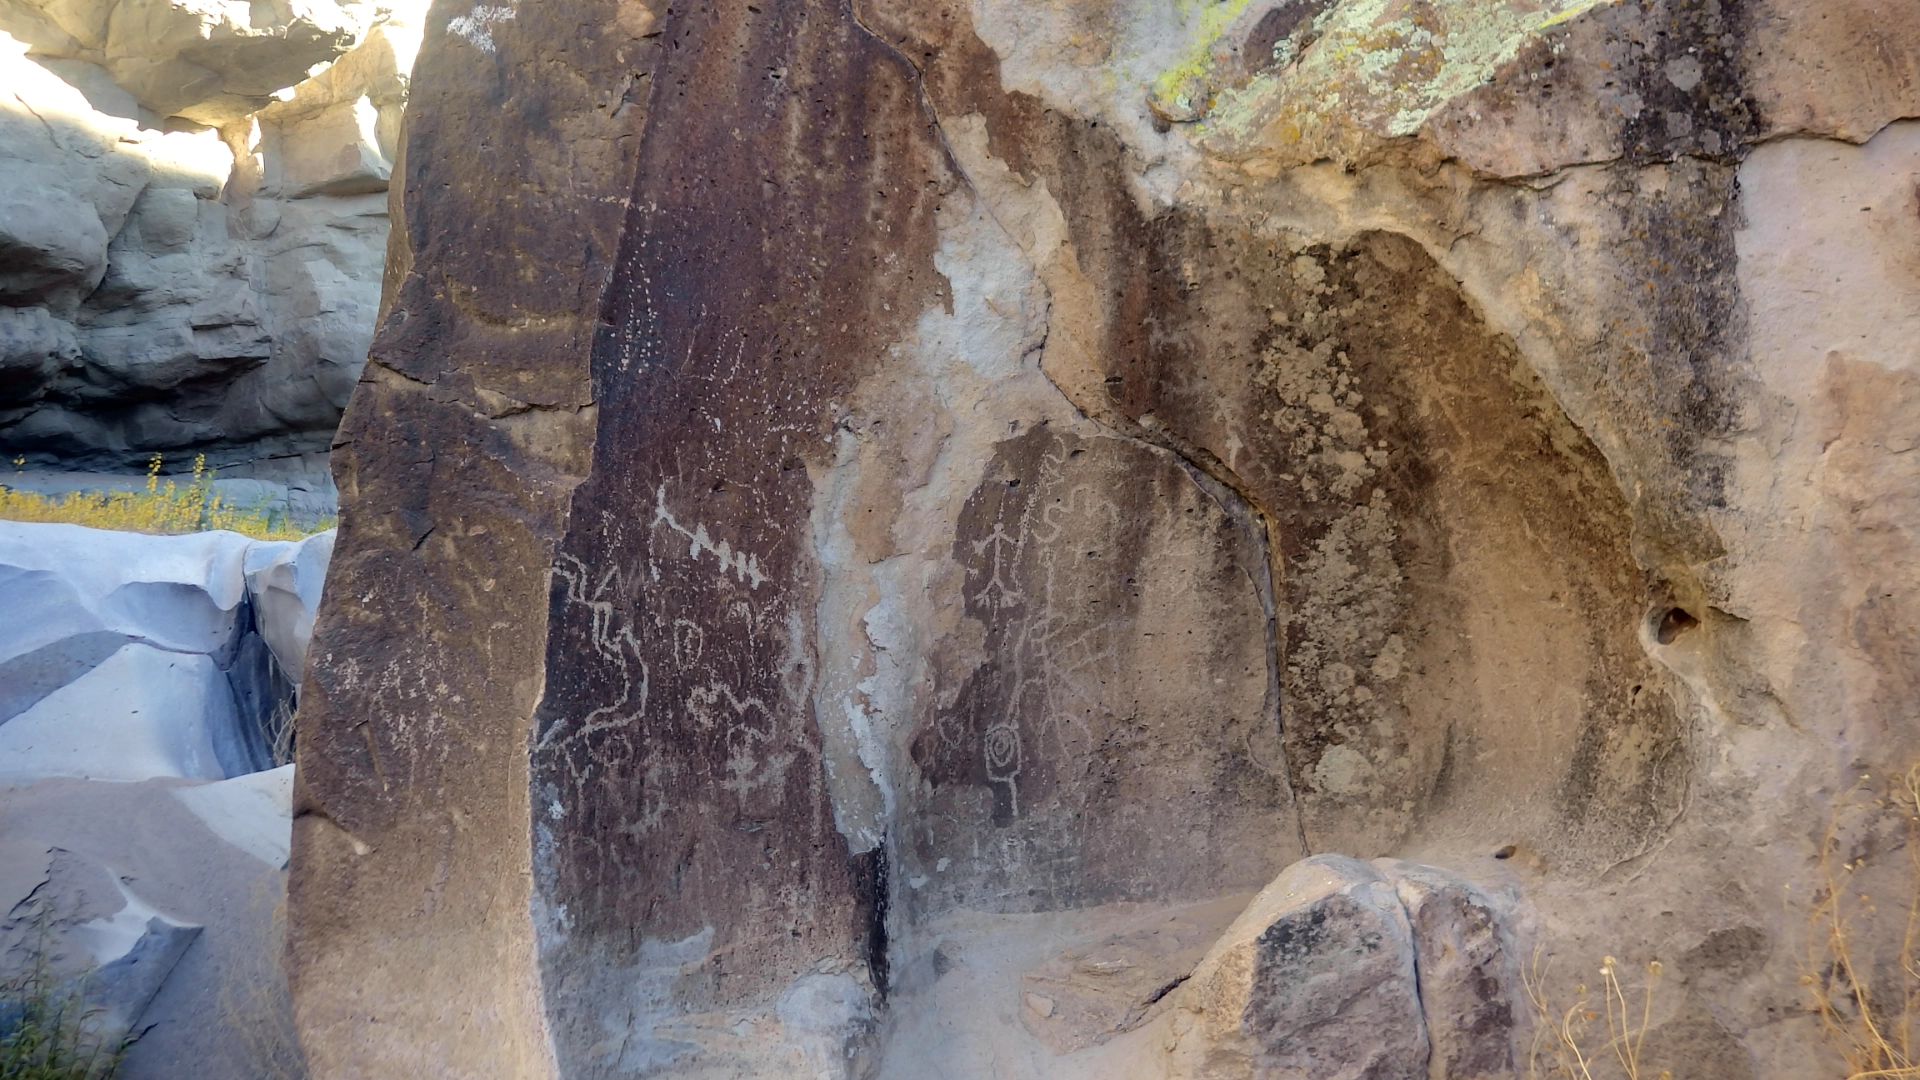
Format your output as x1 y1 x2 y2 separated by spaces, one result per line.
290 0 1920 1076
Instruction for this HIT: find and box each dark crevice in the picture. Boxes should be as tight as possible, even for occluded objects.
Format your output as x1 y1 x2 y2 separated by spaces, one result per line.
363 356 434 390
1656 606 1700 644
1391 882 1436 1059
1142 972 1190 1007
1140 422 1311 859
852 845 891 997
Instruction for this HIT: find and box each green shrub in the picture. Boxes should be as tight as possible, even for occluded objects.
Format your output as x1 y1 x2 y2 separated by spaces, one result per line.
0 958 127 1080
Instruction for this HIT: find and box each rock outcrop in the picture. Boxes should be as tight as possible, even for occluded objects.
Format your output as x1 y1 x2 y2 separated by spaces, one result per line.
0 765 304 1080
0 0 422 500
0 519 332 781
289 0 1920 1077
0 520 328 1080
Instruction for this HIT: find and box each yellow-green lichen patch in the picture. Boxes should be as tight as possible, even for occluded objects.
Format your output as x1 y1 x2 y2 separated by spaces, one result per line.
1197 0 1618 164
1148 0 1259 121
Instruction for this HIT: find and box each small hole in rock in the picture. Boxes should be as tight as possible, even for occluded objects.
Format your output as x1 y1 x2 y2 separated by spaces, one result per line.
1656 607 1700 644
1493 845 1517 860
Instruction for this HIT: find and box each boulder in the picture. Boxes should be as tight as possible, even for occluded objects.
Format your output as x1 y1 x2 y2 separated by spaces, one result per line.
1147 857 1527 1080
1173 856 1429 1080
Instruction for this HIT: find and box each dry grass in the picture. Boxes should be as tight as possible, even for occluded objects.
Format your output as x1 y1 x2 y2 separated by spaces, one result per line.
1526 950 1670 1080
0 455 331 541
0 965 125 1080
0 917 128 1080
267 692 297 769
1803 765 1920 1078
216 878 306 1080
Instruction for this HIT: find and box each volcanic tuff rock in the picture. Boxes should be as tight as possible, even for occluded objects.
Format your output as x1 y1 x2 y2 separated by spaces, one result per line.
1160 855 1529 1080
0 769 305 1080
0 0 422 496
0 520 327 1080
291 0 1920 1076
0 520 332 780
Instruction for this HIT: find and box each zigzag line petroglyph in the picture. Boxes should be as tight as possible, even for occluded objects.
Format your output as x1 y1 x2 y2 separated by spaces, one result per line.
652 484 768 588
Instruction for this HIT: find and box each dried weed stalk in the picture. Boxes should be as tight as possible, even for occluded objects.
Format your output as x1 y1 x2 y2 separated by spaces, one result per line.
1525 950 1669 1080
1804 765 1920 1079
216 880 307 1080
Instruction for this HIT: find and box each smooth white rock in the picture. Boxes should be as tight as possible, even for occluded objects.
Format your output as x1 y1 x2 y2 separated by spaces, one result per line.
0 521 334 781
0 520 257 662
75 872 189 966
243 528 333 675
0 642 231 783
171 762 295 866
0 520 333 664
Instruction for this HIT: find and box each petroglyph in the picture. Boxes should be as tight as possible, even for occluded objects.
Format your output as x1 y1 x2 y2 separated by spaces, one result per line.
447 5 515 53
908 427 1298 914
949 439 1124 827
653 485 769 589
535 555 649 757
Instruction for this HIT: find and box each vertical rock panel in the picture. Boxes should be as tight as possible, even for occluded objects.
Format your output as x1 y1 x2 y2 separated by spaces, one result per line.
286 0 652 1073
526 0 950 1072
909 427 1296 914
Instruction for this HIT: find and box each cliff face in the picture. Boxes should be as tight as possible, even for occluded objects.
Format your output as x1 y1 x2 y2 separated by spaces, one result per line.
0 0 421 502
290 0 1920 1076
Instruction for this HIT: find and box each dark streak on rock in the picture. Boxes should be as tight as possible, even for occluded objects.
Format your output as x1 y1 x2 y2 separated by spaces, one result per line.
525 0 950 1059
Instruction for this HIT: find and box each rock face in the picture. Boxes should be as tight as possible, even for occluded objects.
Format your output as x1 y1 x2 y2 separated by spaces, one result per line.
291 0 1920 1077
0 766 304 1080
0 0 422 497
